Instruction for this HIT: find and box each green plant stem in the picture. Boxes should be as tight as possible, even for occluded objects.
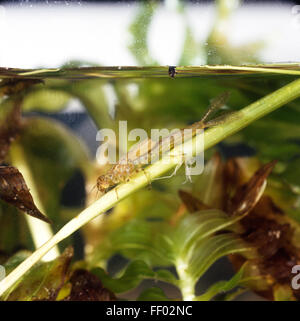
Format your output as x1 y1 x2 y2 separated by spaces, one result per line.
10 144 60 262
176 258 196 301
2 64 300 79
1 78 300 297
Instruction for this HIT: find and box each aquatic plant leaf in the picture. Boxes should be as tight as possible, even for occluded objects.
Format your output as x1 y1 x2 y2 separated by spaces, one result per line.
195 266 245 301
228 160 277 216
0 98 23 163
0 166 51 223
92 261 153 294
224 288 248 301
91 260 177 294
4 247 73 301
107 211 252 299
186 233 252 282
64 269 116 301
109 209 251 293
172 210 243 258
110 219 174 267
137 287 169 301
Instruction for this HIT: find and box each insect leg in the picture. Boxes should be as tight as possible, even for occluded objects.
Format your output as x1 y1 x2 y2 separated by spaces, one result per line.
89 183 100 201
154 156 185 181
182 162 193 184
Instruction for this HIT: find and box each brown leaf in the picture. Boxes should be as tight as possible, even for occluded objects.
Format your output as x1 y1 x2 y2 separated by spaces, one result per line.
64 269 117 301
0 98 23 163
0 166 51 223
242 213 290 259
178 190 211 213
231 194 300 300
228 160 277 216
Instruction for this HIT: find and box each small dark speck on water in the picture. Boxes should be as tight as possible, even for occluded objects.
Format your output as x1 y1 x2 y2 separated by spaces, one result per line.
168 66 176 78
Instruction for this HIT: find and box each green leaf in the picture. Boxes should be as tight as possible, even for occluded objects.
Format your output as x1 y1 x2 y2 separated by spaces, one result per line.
186 233 251 282
224 288 247 301
195 266 245 301
91 260 155 294
172 210 242 258
3 247 73 301
110 219 174 267
137 287 170 301
91 260 177 294
155 269 178 286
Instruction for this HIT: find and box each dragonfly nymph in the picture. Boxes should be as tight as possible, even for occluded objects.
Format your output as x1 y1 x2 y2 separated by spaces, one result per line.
96 92 230 196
